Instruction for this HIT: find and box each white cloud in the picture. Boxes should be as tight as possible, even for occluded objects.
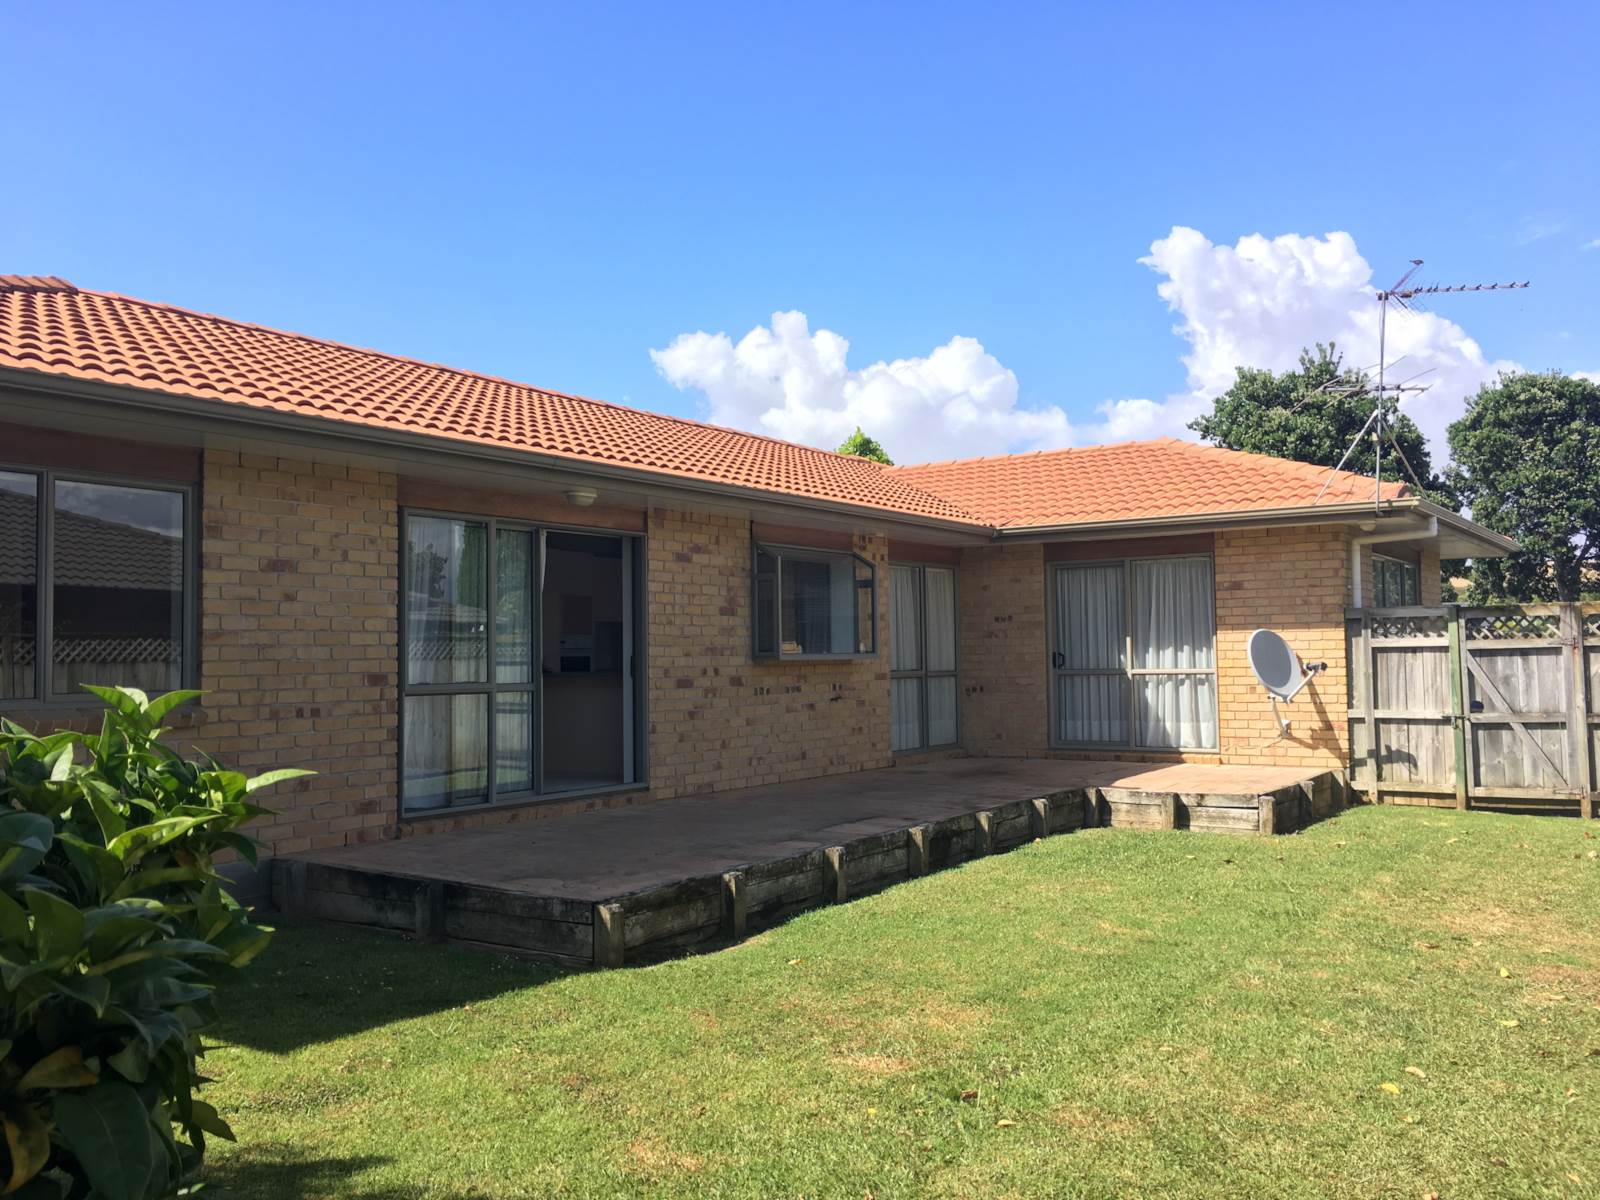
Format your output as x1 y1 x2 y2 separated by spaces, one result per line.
651 226 1521 464
1582 238 1600 252
650 311 1076 463
1514 216 1568 245
1126 227 1520 455
1576 370 1600 384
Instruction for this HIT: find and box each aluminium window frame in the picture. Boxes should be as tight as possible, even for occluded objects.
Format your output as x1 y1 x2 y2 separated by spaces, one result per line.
1046 553 1219 754
399 506 542 814
889 560 960 753
398 507 647 819
0 462 198 707
751 539 878 661
1372 552 1421 608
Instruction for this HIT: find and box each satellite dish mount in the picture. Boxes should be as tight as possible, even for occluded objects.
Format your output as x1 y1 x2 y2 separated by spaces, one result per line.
1246 629 1328 736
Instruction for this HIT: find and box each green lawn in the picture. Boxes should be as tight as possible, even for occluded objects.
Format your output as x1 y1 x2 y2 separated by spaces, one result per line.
205 806 1598 1199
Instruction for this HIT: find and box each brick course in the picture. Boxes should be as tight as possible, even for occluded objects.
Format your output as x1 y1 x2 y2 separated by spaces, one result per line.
198 449 400 853
956 543 1047 754
645 508 893 797
10 435 1439 850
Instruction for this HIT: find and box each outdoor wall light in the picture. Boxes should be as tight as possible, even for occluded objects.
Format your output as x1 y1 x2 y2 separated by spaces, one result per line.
565 487 599 507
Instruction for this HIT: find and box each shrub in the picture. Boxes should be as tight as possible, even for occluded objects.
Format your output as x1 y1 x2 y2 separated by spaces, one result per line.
0 687 306 1199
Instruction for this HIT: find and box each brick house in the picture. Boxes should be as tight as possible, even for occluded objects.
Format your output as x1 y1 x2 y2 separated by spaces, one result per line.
0 275 1512 866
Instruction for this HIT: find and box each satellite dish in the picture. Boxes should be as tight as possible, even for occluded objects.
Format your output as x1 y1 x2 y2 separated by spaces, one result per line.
1247 629 1326 703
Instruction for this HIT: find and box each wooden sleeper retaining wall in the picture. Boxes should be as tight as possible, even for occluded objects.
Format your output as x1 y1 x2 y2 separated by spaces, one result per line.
276 772 1343 966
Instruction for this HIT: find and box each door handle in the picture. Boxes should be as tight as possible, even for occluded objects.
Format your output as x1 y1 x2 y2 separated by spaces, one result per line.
1051 651 1065 669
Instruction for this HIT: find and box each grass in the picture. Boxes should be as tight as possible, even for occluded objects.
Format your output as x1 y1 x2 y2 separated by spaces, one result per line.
205 806 1599 1199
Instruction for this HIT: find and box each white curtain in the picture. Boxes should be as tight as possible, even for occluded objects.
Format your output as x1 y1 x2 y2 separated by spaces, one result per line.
1057 674 1130 745
1053 565 1127 744
1057 565 1124 669
924 568 956 672
403 694 488 811
890 566 921 672
891 678 923 751
927 676 958 747
1131 558 1217 749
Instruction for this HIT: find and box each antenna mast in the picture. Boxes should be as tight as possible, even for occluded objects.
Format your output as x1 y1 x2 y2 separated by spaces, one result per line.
1314 262 1529 508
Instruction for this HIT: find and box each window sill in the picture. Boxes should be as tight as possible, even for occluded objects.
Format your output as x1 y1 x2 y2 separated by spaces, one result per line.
1049 743 1220 756
753 653 878 663
398 780 650 823
0 701 209 730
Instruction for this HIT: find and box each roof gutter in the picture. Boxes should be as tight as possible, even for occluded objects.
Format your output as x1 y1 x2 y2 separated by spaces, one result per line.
992 498 1424 540
0 367 993 540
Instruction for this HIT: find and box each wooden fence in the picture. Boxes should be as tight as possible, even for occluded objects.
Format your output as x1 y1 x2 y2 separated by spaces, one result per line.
1346 603 1600 816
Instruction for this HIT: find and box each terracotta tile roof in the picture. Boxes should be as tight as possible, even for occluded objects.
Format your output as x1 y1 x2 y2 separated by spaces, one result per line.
0 277 980 526
0 276 1415 535
889 438 1410 528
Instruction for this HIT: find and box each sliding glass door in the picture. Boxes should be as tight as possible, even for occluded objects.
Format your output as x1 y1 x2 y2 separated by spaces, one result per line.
401 511 636 815
1050 556 1217 751
890 563 958 752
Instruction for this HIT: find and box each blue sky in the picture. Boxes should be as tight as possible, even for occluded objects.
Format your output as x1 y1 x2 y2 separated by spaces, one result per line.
4 1 1595 463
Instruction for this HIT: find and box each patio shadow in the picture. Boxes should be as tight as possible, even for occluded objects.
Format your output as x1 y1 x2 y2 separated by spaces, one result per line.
213 921 567 1054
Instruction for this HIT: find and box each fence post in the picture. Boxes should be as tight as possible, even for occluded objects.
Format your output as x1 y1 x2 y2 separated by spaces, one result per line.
1445 603 1470 811
1563 604 1594 819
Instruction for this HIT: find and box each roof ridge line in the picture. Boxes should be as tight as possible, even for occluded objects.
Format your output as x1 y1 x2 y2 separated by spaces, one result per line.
35 280 934 474
892 435 1183 472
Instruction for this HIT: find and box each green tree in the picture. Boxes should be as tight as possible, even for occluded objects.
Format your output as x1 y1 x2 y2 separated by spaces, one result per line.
1189 344 1441 491
1446 371 1600 602
836 427 893 465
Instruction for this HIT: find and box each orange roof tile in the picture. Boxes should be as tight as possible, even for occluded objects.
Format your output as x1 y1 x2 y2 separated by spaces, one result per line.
0 277 980 526
0 276 1414 535
889 439 1409 528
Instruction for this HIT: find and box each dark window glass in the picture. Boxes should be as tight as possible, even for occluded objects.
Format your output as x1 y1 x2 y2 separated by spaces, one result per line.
0 472 37 700
756 546 874 657
51 480 184 696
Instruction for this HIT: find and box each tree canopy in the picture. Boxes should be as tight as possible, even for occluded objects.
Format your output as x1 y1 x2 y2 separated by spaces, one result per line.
837 427 893 465
1188 344 1440 493
1447 371 1600 602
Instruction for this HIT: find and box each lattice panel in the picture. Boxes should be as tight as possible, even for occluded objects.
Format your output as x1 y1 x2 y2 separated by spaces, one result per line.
1465 612 1559 641
52 636 179 665
1584 612 1600 640
1370 614 1447 640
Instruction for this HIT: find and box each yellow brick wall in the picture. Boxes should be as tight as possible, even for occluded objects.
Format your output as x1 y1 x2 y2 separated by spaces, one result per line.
1214 526 1350 768
198 449 400 853
954 528 1355 771
956 543 1048 754
644 508 893 797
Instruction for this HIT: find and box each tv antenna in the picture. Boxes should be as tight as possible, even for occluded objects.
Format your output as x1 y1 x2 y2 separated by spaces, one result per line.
1312 260 1529 508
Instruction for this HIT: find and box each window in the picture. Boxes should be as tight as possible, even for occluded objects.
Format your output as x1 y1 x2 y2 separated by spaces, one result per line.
0 469 191 703
1049 556 1217 750
403 513 535 812
1373 554 1420 607
753 544 876 658
890 564 958 751
400 512 640 815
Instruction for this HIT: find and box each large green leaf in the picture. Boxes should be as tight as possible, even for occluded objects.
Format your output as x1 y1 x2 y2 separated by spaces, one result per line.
243 767 316 793
50 1083 157 1200
76 686 147 718
42 972 111 1017
21 890 84 962
142 690 202 724
0 892 31 948
104 816 215 867
0 815 53 886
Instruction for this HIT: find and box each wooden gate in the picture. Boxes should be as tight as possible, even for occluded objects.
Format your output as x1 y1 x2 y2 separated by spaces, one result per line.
1346 603 1600 815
